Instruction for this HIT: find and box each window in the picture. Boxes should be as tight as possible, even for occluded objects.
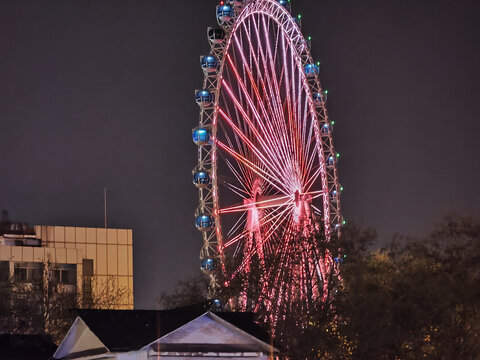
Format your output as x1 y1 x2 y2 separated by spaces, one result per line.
82 259 94 307
82 259 93 276
0 261 9 282
49 264 76 285
13 262 43 283
82 277 93 307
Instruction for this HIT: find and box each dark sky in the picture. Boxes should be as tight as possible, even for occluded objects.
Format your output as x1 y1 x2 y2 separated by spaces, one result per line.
1 0 479 309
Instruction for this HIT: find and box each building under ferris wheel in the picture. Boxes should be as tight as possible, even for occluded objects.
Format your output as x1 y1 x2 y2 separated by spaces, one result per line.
192 0 343 316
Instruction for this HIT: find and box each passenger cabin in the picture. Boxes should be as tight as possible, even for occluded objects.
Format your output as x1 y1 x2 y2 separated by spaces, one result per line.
192 128 212 146
195 90 214 106
304 63 319 78
200 55 218 73
201 258 215 272
193 170 211 187
207 27 226 44
195 215 214 231
216 5 234 24
276 0 291 12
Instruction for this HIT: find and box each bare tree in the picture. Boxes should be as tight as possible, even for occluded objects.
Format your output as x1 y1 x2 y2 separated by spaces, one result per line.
158 273 210 309
87 275 130 309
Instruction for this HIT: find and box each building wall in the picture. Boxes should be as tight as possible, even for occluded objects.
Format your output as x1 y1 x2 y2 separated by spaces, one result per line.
0 226 133 309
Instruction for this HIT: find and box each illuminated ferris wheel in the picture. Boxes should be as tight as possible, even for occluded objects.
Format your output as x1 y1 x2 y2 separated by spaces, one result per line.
192 0 343 313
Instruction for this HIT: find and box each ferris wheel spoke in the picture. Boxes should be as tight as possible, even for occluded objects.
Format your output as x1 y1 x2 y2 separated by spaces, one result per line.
252 16 293 169
224 229 249 248
231 35 294 183
266 222 295 309
300 99 315 179
218 178 250 200
304 166 322 194
224 51 287 165
304 137 319 184
278 30 294 149
221 153 252 194
243 20 294 174
288 41 307 177
218 106 291 190
216 139 289 194
218 194 292 214
232 206 293 281
220 75 251 162
311 204 323 216
279 25 305 183
310 192 325 201
247 17 291 165
257 17 299 185
271 16 282 66
227 212 247 237
218 116 250 178
223 78 290 184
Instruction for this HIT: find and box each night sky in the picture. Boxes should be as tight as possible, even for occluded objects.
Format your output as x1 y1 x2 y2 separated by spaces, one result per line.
1 0 479 309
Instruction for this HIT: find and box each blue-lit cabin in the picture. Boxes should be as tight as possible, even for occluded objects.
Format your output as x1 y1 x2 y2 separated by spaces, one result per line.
216 5 234 23
195 214 215 231
192 128 212 146
211 299 222 310
326 155 335 168
305 63 319 78
276 0 291 12
193 169 211 187
321 123 329 135
313 92 324 107
330 190 338 203
201 55 219 73
201 258 215 271
207 27 226 44
195 89 214 106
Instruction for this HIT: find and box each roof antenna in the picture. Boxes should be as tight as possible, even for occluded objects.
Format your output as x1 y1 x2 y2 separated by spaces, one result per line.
104 187 107 229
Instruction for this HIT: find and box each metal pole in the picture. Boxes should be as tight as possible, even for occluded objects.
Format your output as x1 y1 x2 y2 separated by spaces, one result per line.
104 187 107 229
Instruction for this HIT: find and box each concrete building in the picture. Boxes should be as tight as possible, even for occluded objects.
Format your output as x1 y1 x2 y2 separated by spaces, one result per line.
0 212 133 309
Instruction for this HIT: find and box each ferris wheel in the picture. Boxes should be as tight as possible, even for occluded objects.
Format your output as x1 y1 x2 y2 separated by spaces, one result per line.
192 0 343 312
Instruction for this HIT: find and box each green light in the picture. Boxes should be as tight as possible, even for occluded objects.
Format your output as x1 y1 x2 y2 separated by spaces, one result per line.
336 153 340 158
316 61 320 66
331 120 335 125
324 89 328 94
342 220 346 225
308 36 312 41
340 186 344 191
343 254 347 258
297 14 302 19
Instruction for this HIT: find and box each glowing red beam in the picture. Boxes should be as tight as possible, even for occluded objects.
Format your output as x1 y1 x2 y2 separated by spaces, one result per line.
238 21 295 187
222 56 294 189
218 107 289 191
216 139 287 194
218 194 292 214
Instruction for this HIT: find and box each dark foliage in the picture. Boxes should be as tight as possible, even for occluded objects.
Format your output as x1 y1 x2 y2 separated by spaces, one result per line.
159 215 480 359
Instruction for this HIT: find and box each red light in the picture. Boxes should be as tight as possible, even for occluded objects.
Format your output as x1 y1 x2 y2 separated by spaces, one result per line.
220 1 224 4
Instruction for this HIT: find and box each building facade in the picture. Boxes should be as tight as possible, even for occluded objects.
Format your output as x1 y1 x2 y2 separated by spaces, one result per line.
0 215 133 310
